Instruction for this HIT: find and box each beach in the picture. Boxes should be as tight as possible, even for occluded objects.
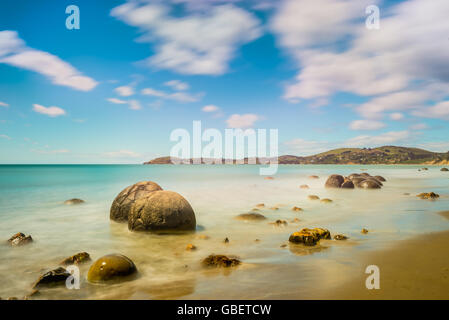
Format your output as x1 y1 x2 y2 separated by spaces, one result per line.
0 164 448 300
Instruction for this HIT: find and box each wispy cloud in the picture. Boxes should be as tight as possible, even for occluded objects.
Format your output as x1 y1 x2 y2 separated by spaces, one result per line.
0 101 9 107
226 113 260 129
349 120 385 131
164 80 189 91
111 2 262 75
0 134 11 140
32 104 66 117
0 31 97 91
107 98 128 104
345 131 411 147
114 85 134 97
141 87 201 102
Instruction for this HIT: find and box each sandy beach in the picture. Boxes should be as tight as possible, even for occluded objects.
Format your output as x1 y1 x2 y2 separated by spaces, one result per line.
325 229 449 300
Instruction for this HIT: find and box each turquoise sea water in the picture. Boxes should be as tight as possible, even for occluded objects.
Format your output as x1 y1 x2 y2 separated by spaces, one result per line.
0 164 448 299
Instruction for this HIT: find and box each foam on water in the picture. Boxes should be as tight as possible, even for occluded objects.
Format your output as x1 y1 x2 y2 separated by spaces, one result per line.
0 164 448 299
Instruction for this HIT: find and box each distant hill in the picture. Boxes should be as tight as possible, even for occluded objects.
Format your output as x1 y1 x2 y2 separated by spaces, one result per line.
144 146 449 165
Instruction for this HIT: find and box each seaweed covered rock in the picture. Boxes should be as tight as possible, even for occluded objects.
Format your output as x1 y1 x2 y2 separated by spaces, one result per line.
325 175 344 188
417 192 439 200
7 232 33 247
60 252 91 266
110 181 163 222
128 190 196 232
202 255 241 268
87 254 137 283
33 267 70 288
289 227 331 246
236 212 266 221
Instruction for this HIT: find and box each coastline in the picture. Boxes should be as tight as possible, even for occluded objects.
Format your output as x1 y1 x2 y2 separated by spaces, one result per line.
322 229 449 300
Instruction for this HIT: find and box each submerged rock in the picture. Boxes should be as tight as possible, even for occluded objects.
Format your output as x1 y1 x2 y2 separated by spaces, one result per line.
325 174 344 188
7 232 33 247
299 184 309 189
224 237 230 244
186 244 197 251
441 168 449 172
110 181 163 222
64 198 85 205
87 254 137 283
269 219 288 227
128 190 196 232
334 234 348 240
320 198 333 203
291 206 303 212
308 195 320 200
417 192 440 200
361 228 369 234
308 175 319 179
60 252 91 266
374 175 386 182
255 203 265 208
202 255 241 268
236 212 266 221
33 267 71 289
269 206 279 210
288 227 331 246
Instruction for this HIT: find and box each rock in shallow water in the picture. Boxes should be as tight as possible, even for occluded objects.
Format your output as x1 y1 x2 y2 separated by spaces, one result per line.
325 174 344 188
128 190 196 232
64 198 85 205
358 179 381 189
289 227 331 246
33 267 70 288
202 255 241 268
308 195 320 200
60 252 91 265
334 234 348 240
417 192 439 200
110 181 163 222
341 179 355 189
87 254 137 283
236 212 266 221
7 232 33 246
441 168 449 172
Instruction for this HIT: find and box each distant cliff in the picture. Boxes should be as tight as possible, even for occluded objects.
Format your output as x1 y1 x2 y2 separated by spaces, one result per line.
144 146 449 165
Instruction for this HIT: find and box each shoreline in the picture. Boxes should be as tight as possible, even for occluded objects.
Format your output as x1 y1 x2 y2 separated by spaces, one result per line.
322 229 449 300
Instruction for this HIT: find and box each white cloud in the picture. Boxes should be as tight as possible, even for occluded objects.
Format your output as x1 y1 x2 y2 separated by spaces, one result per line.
202 105 219 112
390 113 404 120
345 131 411 147
271 0 449 116
0 134 11 140
226 113 260 128
349 120 385 131
107 98 128 104
412 101 449 120
141 87 200 102
32 104 66 117
0 31 97 91
111 2 262 75
164 80 189 91
115 86 134 97
128 100 142 110
0 101 9 107
104 150 142 158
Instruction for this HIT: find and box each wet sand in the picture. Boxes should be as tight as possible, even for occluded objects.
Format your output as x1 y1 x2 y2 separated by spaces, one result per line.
438 211 449 220
325 230 449 300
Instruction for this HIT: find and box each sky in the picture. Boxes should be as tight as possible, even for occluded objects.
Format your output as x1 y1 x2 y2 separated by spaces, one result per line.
0 0 448 164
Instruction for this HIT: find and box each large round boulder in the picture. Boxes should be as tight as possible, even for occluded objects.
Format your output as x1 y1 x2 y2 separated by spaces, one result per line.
358 179 381 189
325 174 344 188
87 254 137 283
110 181 163 222
128 190 196 232
341 179 355 189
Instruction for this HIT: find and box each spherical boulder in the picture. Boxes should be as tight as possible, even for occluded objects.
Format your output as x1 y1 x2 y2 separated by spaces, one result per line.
325 174 344 188
87 254 137 283
374 175 386 182
358 179 381 189
128 190 196 232
341 179 355 189
110 181 163 222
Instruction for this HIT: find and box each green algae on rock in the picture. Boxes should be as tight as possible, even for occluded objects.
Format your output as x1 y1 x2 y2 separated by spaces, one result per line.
87 254 137 283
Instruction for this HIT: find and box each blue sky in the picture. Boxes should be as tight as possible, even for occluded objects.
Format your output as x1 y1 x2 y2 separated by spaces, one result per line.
0 0 448 163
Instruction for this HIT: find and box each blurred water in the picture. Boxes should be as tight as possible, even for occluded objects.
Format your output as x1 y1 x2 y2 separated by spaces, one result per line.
0 164 448 299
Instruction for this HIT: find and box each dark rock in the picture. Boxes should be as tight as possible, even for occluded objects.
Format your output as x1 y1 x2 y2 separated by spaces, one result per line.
366 177 383 186
360 173 371 177
60 252 91 265
128 190 196 232
291 206 303 212
235 212 266 221
417 192 439 200
348 173 361 180
224 237 229 244
352 177 366 186
202 255 241 268
325 174 344 188
358 179 381 189
33 267 71 288
7 232 33 247
87 254 137 283
361 228 369 234
110 181 163 222
374 175 386 182
334 234 348 240
269 219 288 227
441 168 449 172
341 179 355 189
308 195 320 200
288 227 331 246
64 198 85 205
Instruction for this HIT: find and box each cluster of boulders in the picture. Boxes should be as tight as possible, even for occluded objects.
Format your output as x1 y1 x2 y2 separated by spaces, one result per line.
325 173 386 189
110 181 196 232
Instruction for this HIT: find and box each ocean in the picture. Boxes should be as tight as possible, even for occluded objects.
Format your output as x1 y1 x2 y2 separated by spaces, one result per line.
0 164 448 299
